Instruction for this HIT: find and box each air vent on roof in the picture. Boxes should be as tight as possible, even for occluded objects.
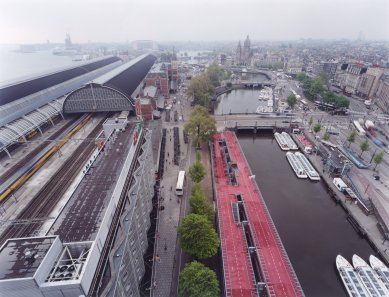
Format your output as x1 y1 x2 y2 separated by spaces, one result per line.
232 203 240 224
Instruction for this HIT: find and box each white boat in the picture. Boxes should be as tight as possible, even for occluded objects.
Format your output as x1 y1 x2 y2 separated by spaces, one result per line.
370 255 389 291
353 254 389 297
258 86 273 100
294 152 320 181
281 132 298 150
286 152 307 178
274 132 290 151
336 255 370 297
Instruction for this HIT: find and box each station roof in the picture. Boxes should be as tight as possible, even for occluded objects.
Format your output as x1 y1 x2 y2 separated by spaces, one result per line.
0 56 121 107
0 57 122 128
91 54 156 98
0 236 56 280
0 98 64 153
63 54 156 113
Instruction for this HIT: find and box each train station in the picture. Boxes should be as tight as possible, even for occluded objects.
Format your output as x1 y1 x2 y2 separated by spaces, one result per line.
0 54 160 297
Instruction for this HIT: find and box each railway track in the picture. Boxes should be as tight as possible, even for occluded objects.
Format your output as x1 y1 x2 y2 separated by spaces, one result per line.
0 116 107 245
0 115 83 183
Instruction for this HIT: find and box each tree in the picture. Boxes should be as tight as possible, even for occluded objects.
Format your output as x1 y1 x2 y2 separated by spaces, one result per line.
323 131 330 141
296 72 309 82
308 116 313 127
359 140 370 157
187 74 215 107
184 106 217 149
347 130 357 147
179 261 220 297
317 72 330 89
189 184 214 222
373 151 385 169
287 94 297 110
189 159 206 183
206 63 228 87
178 214 220 259
313 123 321 134
309 79 325 99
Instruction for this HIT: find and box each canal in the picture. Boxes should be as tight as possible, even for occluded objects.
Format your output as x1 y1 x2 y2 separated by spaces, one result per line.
238 131 377 297
214 73 268 115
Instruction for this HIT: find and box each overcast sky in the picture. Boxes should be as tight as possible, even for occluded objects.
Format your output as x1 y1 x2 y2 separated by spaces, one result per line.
0 0 388 44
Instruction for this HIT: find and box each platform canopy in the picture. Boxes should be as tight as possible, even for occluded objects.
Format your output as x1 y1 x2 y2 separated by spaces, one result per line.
0 98 64 153
63 54 156 114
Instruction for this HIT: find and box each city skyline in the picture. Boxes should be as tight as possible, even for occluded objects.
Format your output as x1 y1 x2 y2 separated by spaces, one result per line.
0 0 388 44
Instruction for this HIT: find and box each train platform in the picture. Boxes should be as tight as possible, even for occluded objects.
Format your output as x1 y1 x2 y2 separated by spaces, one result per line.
212 131 304 297
48 125 134 242
0 114 105 229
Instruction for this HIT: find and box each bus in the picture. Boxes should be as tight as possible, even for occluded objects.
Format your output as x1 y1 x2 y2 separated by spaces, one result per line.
353 120 366 136
314 100 336 111
175 171 186 196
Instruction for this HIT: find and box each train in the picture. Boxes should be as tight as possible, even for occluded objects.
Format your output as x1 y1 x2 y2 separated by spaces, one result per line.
0 113 92 204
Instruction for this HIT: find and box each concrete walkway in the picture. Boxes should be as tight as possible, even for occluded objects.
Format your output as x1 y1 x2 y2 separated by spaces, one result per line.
151 93 196 297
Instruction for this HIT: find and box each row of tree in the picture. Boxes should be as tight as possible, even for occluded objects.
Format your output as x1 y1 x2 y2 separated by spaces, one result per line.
178 153 220 297
187 63 230 107
308 118 385 169
345 129 385 169
184 106 217 149
296 73 350 108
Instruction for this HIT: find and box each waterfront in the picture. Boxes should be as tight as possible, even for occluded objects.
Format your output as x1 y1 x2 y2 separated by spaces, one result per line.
214 78 269 116
238 131 377 297
0 45 87 85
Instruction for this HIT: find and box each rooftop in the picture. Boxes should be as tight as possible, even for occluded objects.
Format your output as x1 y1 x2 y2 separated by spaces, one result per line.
213 132 304 297
0 236 56 280
49 125 134 242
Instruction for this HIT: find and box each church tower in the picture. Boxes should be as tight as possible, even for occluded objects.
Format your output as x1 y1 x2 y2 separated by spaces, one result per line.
235 41 242 65
242 35 251 66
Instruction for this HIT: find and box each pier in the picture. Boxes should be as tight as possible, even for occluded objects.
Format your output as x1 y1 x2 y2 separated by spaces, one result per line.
212 131 304 297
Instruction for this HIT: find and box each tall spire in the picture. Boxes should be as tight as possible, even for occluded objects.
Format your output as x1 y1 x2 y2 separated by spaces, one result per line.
244 35 250 48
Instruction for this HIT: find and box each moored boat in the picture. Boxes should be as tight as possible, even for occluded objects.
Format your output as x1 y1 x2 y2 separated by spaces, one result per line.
294 152 320 181
281 132 298 150
353 254 389 297
336 255 370 297
274 132 290 151
286 152 307 178
370 255 389 291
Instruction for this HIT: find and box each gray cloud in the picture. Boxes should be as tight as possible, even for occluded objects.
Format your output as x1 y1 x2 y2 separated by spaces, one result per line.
0 0 388 43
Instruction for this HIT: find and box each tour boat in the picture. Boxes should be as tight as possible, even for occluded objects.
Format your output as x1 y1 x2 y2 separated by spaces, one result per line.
294 152 320 181
353 254 389 297
274 132 290 151
281 132 298 150
370 255 389 291
286 152 307 178
336 255 370 297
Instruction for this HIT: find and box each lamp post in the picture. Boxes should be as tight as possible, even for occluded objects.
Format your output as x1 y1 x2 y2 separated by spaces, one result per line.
370 148 378 164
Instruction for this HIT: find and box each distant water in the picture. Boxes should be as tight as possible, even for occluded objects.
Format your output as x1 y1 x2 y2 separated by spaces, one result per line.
0 45 85 85
214 76 269 115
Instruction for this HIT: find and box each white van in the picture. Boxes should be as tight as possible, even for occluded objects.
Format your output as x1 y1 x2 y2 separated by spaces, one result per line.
333 178 348 192
292 128 300 134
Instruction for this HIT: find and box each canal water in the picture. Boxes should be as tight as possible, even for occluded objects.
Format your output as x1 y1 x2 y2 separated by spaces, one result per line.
214 73 268 115
238 131 377 297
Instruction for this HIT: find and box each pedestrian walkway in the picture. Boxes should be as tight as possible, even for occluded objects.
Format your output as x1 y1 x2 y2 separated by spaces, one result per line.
151 91 195 297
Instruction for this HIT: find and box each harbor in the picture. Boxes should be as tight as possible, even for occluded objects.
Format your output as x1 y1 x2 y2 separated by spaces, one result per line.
238 131 378 297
